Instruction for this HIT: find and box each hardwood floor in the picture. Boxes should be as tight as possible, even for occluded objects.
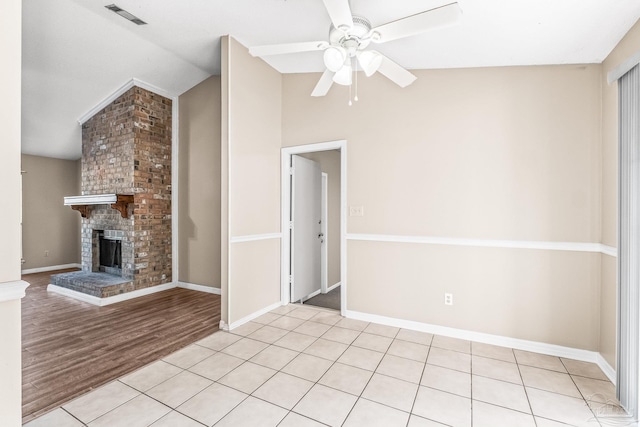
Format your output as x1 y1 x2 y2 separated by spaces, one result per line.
21 269 220 423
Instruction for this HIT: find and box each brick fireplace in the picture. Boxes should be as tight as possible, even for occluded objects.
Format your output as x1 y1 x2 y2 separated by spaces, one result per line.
51 85 172 299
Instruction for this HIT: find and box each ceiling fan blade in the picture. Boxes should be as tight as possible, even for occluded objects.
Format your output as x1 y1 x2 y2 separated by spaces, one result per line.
376 53 417 88
322 0 354 31
311 69 335 97
370 2 462 44
249 41 328 57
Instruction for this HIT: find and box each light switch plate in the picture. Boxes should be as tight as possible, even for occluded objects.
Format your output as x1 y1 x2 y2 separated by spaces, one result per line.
350 206 364 216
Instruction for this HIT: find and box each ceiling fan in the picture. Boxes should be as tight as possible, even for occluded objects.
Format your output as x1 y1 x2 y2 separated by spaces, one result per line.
249 0 462 97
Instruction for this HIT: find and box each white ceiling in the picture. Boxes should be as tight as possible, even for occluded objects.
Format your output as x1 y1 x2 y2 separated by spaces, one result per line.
22 0 640 159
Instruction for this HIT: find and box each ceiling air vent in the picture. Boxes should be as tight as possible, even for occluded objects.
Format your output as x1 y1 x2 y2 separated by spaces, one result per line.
105 4 147 25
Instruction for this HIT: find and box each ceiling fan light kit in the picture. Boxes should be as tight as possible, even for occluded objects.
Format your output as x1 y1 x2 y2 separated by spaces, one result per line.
249 1 462 102
333 63 353 85
357 50 383 77
324 46 347 72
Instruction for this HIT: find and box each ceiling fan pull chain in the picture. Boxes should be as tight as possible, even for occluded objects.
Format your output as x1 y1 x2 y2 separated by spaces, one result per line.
354 56 359 102
348 82 352 106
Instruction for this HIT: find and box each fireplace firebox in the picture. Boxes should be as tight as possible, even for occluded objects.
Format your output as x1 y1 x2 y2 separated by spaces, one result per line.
97 230 123 275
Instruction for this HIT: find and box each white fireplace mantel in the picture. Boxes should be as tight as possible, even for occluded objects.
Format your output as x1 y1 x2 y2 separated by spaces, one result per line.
64 194 118 205
64 194 134 218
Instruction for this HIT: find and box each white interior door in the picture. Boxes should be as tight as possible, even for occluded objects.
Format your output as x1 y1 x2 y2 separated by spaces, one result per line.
291 155 322 302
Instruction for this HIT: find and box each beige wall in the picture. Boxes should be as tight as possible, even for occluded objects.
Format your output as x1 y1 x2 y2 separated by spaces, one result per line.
349 242 600 348
598 18 640 368
284 66 602 242
300 150 341 288
283 65 604 351
230 238 281 320
21 154 81 271
222 36 282 325
0 0 24 424
178 76 221 288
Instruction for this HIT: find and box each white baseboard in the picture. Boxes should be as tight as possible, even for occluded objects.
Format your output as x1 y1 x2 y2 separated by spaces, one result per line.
22 263 81 275
228 301 283 330
345 309 612 376
596 353 617 385
177 281 221 295
47 282 176 306
326 281 341 293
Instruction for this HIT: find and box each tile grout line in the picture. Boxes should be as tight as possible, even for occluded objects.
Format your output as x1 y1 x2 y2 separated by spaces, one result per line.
202 331 281 426
129 390 207 427
224 319 311 424
560 357 606 426
278 310 436 424
337 322 399 426
239 308 364 425
81 384 172 426
407 332 434 427
284 310 365 426
70 380 143 425
60 407 88 427
513 346 538 427
171 331 262 426
131 357 234 427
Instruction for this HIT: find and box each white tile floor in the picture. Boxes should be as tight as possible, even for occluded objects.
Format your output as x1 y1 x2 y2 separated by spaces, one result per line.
24 304 633 427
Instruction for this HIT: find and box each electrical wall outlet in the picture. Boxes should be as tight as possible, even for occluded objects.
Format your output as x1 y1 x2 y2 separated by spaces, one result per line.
444 293 453 306
44 250 49 257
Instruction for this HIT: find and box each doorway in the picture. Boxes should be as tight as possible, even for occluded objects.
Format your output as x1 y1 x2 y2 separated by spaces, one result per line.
291 157 339 310
281 140 347 315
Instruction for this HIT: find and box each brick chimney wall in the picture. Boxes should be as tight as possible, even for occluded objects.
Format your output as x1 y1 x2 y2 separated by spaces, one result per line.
80 86 172 294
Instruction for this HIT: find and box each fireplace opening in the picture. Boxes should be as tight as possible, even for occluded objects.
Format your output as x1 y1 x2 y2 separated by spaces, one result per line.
98 231 122 274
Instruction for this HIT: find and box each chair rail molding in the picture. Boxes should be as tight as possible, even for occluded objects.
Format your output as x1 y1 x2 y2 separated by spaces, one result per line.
347 233 617 256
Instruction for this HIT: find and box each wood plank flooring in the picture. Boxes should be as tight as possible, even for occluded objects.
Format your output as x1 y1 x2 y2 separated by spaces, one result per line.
21 269 220 423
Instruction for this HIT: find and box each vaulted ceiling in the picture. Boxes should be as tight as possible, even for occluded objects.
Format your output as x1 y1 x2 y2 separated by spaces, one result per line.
22 0 640 159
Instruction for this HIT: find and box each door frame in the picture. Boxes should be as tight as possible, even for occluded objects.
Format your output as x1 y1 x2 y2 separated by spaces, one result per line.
281 140 347 316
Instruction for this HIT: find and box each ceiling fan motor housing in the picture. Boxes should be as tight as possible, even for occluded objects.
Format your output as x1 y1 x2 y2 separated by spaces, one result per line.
329 15 372 55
